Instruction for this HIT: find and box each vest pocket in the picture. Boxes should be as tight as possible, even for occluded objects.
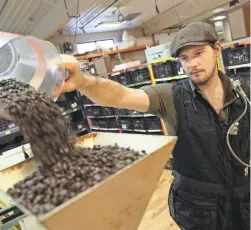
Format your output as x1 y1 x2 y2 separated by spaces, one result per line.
240 202 250 230
184 101 213 130
173 189 217 230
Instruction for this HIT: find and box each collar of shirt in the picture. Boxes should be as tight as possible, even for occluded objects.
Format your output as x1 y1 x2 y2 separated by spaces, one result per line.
188 70 237 105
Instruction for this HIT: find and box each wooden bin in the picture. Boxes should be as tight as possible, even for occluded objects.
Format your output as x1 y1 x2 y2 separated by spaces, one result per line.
0 133 177 230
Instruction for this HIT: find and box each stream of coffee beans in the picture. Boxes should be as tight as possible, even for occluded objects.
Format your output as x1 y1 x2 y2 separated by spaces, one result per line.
0 79 75 167
1 79 146 216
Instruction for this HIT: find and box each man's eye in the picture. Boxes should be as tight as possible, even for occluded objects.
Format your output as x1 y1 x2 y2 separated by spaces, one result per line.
196 52 202 56
180 57 187 61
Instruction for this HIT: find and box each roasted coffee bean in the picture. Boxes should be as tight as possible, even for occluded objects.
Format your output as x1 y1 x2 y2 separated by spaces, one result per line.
94 174 102 181
43 203 55 213
3 79 146 216
126 159 133 164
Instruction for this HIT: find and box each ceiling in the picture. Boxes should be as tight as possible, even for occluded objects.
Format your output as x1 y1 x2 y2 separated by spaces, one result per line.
62 0 250 35
63 0 187 34
0 0 98 38
0 0 249 39
0 0 60 36
144 0 250 35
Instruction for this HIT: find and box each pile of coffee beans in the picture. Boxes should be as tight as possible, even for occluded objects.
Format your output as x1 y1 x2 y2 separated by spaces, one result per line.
7 144 145 216
1 79 146 216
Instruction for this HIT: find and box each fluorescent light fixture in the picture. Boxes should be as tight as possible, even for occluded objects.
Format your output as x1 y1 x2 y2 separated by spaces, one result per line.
96 21 130 28
214 21 223 27
210 15 226 21
212 8 225 14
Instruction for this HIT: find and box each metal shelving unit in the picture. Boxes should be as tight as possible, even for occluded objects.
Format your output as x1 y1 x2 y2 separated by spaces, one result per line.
81 58 188 136
148 56 187 135
155 75 187 82
81 63 167 135
225 63 251 70
87 114 155 119
0 127 20 138
220 37 250 72
61 107 82 116
220 37 250 87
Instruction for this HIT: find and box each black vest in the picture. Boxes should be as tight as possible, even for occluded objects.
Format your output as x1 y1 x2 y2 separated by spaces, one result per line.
169 78 250 230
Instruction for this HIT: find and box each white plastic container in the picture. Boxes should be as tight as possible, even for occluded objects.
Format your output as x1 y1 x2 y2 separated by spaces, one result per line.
0 32 67 119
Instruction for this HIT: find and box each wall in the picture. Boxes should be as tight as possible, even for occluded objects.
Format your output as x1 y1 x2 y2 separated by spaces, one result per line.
223 19 232 42
242 2 250 37
48 28 145 54
153 31 178 45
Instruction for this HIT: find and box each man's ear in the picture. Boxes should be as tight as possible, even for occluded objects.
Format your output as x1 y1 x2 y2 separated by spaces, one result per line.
214 42 221 57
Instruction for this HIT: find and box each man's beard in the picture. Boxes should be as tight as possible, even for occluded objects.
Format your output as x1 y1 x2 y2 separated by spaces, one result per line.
190 63 218 86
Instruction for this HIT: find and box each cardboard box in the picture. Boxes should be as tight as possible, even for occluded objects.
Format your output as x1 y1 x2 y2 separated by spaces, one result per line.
0 133 177 230
93 55 112 75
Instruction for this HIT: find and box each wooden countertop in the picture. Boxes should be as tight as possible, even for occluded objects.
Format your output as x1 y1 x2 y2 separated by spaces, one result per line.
138 170 179 230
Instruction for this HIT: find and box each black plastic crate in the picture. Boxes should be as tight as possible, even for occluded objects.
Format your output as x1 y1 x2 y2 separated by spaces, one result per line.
95 130 119 133
172 60 181 76
85 106 101 117
222 48 230 67
223 45 250 66
145 117 162 130
69 99 81 109
101 107 115 116
0 120 15 132
227 70 250 87
0 120 10 129
57 101 70 111
130 67 150 84
109 74 120 83
91 119 100 127
152 60 175 79
74 120 87 131
118 119 134 130
99 118 118 128
82 95 94 105
99 120 108 128
133 118 145 130
117 72 133 86
64 114 73 126
130 110 144 116
106 118 118 128
57 94 67 102
115 108 131 116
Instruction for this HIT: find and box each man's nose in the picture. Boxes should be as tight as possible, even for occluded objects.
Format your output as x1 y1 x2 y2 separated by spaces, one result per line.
188 58 198 69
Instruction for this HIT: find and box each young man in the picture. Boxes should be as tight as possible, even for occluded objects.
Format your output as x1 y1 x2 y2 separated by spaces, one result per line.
62 22 250 230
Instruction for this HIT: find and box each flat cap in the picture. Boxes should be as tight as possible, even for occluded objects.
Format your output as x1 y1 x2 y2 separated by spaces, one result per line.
170 21 219 57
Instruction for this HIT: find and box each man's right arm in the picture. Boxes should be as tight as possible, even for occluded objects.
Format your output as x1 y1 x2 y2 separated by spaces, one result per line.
60 54 150 112
77 73 150 112
60 54 175 123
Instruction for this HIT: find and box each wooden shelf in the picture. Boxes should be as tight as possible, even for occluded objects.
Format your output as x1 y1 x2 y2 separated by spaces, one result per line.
76 45 152 60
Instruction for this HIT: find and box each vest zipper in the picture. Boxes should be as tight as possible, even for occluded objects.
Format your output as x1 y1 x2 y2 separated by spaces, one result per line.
219 119 233 229
206 99 233 229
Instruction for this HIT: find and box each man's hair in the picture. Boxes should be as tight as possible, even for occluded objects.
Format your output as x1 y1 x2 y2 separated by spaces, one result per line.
208 42 215 48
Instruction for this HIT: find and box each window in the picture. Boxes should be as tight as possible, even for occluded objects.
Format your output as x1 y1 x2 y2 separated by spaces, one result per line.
77 42 96 54
77 39 114 54
96 40 114 49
